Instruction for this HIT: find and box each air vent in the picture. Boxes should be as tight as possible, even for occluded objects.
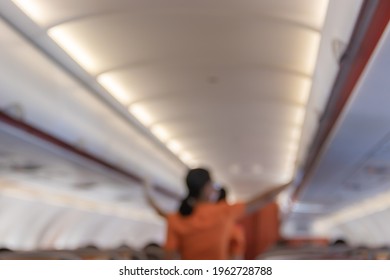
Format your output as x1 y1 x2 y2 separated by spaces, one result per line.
10 162 43 172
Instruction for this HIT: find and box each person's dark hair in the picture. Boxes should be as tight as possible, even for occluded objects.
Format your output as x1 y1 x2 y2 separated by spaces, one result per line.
143 242 161 250
83 244 98 250
332 239 347 246
117 244 131 250
143 242 163 260
218 187 227 202
0 247 11 253
179 168 211 216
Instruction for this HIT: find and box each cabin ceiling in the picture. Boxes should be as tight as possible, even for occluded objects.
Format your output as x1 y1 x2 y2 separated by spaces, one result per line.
1 0 336 194
3 0 386 248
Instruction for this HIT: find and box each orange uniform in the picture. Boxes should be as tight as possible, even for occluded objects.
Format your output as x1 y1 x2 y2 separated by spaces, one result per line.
165 202 245 260
229 224 246 258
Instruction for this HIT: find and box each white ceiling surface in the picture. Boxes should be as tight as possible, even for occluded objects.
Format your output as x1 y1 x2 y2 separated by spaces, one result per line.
0 123 169 250
4 0 366 198
0 0 344 197
291 23 390 246
0 0 367 249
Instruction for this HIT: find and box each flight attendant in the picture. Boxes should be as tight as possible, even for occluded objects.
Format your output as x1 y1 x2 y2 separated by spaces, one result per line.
163 168 291 260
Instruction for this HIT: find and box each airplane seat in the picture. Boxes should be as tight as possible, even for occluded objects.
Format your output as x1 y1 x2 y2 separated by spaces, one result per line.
143 243 164 260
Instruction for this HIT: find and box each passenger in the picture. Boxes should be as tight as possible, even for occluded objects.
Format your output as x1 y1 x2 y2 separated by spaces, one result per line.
217 187 246 260
332 239 348 247
163 168 291 260
112 244 133 260
143 242 164 260
82 244 99 250
0 247 11 253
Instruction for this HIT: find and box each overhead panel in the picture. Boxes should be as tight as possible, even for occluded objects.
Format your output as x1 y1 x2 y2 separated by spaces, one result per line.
297 19 390 239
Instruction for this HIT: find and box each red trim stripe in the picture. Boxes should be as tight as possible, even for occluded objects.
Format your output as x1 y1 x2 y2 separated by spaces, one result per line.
293 0 390 201
0 110 182 200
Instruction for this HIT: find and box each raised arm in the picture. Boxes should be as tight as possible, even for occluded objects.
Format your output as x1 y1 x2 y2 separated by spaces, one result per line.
144 182 167 219
244 180 292 214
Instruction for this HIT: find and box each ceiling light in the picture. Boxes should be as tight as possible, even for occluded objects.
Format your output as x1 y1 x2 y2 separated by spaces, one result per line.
297 78 313 105
304 32 322 75
293 107 307 126
97 74 131 105
179 152 200 167
290 127 302 142
286 152 298 164
287 142 300 153
278 171 295 183
129 104 153 127
167 140 182 154
279 157 296 173
151 125 170 142
283 162 295 173
48 26 97 73
186 160 199 168
12 0 45 24
314 0 330 29
179 151 193 163
282 160 296 176
276 188 291 207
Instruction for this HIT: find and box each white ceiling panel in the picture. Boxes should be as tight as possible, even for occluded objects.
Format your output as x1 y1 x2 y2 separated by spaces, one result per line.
0 0 372 248
98 66 311 106
46 15 320 76
0 0 362 196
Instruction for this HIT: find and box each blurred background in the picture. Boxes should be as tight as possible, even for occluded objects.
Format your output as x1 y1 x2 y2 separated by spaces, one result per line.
0 0 389 259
